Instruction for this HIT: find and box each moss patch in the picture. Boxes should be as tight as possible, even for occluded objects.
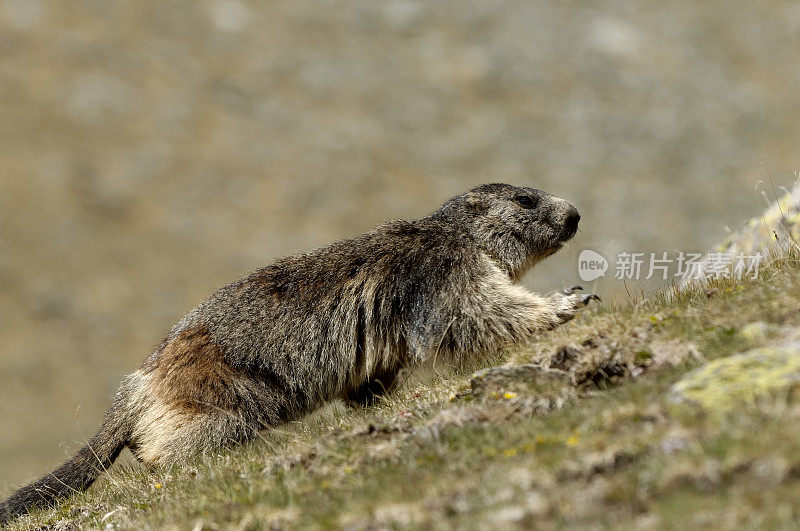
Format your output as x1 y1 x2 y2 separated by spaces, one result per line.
670 346 800 414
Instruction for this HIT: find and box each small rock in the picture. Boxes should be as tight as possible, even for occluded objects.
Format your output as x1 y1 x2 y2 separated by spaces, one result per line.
650 340 704 367
739 321 774 343
669 346 800 414
469 364 573 399
487 505 526 524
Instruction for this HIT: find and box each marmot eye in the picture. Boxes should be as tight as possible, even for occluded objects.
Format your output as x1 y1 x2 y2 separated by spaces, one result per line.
514 195 537 209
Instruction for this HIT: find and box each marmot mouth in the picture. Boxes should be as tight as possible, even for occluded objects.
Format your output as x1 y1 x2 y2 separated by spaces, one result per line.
559 226 578 242
545 221 578 243
542 243 563 258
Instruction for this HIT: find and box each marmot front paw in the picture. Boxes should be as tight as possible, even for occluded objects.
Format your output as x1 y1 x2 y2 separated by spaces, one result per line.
551 285 601 324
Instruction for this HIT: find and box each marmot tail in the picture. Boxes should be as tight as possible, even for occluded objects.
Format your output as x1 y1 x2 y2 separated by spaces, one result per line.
0 406 130 525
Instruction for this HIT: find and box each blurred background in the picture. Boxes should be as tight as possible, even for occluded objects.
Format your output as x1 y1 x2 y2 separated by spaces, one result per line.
1 0 799 486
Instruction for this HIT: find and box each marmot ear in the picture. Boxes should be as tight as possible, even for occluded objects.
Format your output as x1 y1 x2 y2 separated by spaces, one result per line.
463 192 487 212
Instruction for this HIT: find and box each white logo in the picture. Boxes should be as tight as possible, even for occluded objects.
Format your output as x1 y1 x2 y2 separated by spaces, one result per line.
576 249 761 283
578 249 608 282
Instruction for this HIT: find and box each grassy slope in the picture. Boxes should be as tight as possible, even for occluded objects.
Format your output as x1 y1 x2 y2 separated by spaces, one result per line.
8 256 800 530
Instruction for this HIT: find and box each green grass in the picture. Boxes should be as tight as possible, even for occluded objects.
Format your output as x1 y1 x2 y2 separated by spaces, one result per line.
7 255 800 529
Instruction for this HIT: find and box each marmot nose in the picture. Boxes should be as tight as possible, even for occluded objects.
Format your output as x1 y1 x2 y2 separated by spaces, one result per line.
563 208 580 239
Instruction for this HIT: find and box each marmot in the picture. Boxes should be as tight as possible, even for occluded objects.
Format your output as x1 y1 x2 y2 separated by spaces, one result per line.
0 183 598 523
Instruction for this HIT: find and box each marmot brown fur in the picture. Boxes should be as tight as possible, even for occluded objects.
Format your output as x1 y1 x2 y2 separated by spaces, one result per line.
1 183 598 523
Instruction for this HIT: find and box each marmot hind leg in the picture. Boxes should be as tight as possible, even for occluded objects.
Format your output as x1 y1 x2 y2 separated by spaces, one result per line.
129 406 256 466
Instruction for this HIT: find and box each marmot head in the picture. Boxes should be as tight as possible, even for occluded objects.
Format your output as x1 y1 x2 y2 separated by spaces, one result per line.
437 183 580 281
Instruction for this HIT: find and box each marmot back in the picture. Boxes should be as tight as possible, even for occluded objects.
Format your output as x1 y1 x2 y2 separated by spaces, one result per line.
1 183 598 524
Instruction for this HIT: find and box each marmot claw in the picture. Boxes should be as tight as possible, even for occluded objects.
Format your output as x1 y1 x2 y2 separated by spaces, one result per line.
582 293 602 304
562 285 584 295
